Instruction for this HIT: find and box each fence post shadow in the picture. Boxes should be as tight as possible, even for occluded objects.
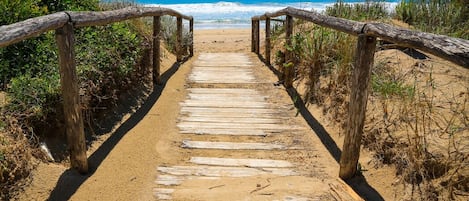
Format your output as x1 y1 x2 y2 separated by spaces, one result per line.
47 60 185 200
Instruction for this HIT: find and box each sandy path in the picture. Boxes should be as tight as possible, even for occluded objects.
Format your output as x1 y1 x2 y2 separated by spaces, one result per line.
18 29 381 200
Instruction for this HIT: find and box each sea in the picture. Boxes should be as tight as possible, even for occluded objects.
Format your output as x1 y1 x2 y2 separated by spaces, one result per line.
136 0 400 29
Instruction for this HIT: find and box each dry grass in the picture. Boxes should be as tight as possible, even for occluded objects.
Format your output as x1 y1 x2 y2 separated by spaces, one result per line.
270 19 469 200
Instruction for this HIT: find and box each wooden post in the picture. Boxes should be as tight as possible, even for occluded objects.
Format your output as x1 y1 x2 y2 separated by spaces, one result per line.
153 16 161 84
284 15 294 88
176 17 183 62
251 19 255 52
55 22 88 174
339 35 377 180
255 20 260 54
265 17 271 65
189 18 194 57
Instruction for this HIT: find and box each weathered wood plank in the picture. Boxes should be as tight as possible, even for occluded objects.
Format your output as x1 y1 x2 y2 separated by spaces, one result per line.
156 174 219 186
178 122 301 130
180 101 270 108
179 116 281 124
190 157 294 168
187 94 266 101
181 113 287 119
153 188 174 200
187 88 259 94
181 140 289 150
157 166 298 177
179 128 267 136
180 107 281 114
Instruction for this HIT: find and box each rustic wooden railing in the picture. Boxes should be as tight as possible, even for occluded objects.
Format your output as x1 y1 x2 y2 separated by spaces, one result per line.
0 6 194 174
252 7 469 180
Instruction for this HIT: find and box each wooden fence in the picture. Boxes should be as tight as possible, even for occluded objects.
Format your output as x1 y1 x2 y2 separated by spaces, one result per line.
251 7 469 180
0 6 194 174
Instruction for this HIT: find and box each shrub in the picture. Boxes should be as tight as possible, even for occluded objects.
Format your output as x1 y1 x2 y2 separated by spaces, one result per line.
394 0 469 39
326 0 390 21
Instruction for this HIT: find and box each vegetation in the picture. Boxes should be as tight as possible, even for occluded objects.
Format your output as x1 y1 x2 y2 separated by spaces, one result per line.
271 1 468 200
326 0 389 21
0 0 179 199
394 0 469 39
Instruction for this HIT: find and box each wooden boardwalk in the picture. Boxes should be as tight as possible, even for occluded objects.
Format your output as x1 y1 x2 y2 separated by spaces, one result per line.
153 53 360 201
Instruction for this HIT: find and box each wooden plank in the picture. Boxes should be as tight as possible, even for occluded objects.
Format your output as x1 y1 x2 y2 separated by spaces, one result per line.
180 101 270 108
180 107 281 114
179 128 269 136
189 74 255 79
190 157 294 168
177 122 301 130
187 88 259 94
177 122 302 130
181 140 288 150
192 66 253 70
156 174 219 186
180 113 287 119
153 188 174 200
179 116 281 124
187 94 266 101
157 166 298 177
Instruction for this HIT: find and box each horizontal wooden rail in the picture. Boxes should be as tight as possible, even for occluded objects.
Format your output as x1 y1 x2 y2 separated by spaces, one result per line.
0 6 194 174
251 7 469 182
0 6 193 47
252 7 469 68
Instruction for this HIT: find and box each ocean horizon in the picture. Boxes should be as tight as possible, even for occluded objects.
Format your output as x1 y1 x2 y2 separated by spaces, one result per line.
135 0 399 29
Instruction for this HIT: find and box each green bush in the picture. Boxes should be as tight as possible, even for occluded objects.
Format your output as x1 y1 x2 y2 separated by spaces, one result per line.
326 0 390 21
395 0 469 39
0 0 150 198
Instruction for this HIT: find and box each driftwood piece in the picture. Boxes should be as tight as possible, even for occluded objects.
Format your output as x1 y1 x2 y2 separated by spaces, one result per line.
55 22 88 173
339 35 377 179
364 23 469 67
0 12 69 47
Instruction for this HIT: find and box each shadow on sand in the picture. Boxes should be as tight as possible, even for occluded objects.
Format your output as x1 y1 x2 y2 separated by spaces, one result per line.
48 59 186 201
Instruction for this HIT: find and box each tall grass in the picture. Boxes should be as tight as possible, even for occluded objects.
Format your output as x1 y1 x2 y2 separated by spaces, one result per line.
326 0 390 21
394 0 469 39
